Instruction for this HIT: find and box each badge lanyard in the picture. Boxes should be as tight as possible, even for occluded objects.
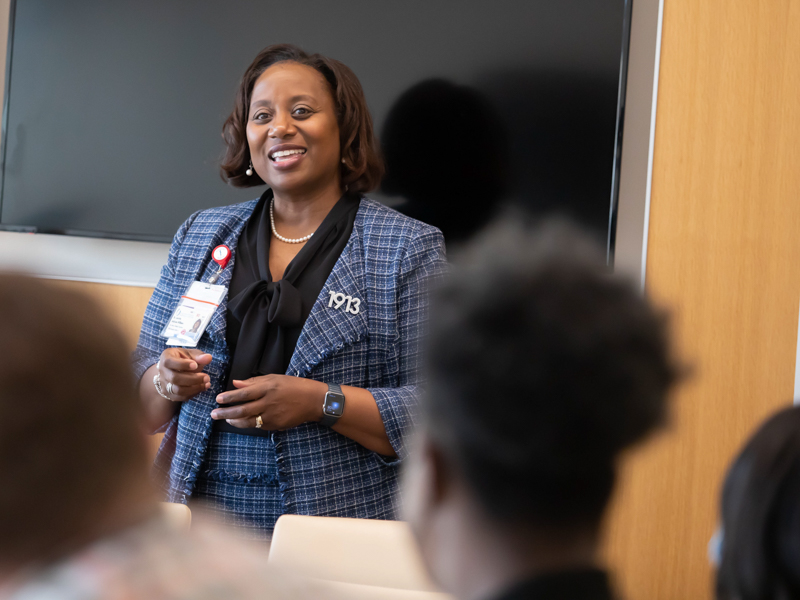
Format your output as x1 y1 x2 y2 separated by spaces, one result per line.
160 245 231 347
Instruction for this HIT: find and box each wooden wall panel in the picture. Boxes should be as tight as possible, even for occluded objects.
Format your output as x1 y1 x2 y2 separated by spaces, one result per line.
603 1 800 599
50 281 154 351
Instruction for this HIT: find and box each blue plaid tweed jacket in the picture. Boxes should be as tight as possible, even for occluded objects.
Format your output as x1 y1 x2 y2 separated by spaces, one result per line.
132 197 446 519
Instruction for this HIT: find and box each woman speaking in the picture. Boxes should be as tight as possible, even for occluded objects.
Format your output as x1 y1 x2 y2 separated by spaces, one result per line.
132 44 445 539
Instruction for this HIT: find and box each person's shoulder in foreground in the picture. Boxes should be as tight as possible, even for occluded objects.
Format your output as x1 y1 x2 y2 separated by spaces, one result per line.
1 515 303 600
0 275 306 600
402 215 681 600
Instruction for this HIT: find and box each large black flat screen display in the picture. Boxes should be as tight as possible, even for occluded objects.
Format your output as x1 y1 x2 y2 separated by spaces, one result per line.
0 0 629 245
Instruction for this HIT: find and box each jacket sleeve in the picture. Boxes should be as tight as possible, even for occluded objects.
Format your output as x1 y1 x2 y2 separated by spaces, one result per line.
131 211 200 383
367 225 447 460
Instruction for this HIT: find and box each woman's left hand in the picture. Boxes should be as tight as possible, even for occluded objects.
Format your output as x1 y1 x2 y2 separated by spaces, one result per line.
211 375 326 430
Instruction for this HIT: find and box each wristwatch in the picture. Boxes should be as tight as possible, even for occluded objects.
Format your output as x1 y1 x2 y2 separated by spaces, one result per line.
321 383 346 427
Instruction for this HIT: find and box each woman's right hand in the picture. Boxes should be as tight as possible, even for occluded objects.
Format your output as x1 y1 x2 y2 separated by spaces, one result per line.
158 348 214 401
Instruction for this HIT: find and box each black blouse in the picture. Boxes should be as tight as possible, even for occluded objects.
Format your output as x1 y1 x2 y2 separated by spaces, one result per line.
213 187 360 437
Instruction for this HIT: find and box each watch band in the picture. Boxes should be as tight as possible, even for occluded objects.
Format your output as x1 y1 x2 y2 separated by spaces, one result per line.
321 383 344 427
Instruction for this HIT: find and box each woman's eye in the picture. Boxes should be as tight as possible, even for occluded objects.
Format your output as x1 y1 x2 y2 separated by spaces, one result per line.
253 113 271 122
293 107 311 116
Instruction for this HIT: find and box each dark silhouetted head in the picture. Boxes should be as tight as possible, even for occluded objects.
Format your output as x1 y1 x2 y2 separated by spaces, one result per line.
717 406 800 600
381 79 509 243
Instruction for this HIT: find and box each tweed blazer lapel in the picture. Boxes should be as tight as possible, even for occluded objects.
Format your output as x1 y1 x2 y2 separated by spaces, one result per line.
203 255 235 345
200 207 255 345
288 216 368 378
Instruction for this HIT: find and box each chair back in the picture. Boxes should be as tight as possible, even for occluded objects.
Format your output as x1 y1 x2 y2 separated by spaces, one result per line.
269 515 442 593
161 502 191 531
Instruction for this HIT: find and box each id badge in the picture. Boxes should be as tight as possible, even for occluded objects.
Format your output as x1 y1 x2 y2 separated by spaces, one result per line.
160 281 227 347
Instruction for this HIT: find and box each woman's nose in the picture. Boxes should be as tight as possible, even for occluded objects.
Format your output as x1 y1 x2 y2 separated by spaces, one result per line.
269 114 295 139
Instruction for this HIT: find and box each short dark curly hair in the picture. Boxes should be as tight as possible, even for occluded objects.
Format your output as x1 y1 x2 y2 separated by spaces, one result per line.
220 43 384 192
424 217 680 530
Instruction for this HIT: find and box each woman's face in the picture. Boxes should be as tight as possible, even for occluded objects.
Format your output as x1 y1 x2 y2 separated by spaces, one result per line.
247 62 341 197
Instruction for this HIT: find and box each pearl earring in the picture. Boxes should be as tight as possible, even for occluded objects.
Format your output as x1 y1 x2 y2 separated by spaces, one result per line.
341 158 345 164
246 162 254 177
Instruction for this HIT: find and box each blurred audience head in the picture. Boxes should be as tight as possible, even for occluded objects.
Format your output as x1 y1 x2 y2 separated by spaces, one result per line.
403 217 680 597
716 406 800 600
0 275 152 573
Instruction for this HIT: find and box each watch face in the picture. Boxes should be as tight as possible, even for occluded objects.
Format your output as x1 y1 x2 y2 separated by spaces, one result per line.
324 392 345 417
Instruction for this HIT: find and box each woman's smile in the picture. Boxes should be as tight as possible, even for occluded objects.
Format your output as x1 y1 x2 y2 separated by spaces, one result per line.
267 143 308 170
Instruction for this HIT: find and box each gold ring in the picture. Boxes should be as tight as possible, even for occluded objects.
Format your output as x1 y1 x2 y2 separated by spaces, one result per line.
255 415 263 429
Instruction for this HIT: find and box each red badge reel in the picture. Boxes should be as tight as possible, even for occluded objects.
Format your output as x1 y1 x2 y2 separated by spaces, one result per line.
208 245 231 283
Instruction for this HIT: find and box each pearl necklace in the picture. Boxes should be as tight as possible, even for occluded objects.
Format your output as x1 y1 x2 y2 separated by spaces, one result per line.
269 199 314 244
